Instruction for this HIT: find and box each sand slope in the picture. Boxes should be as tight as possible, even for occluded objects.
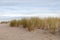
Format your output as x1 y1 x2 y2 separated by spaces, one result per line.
0 24 60 40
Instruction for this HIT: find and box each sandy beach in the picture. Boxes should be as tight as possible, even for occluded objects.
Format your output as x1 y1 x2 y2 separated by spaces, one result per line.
0 23 60 40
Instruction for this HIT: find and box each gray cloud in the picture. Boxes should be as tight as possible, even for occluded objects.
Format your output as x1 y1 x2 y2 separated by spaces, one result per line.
0 0 59 6
0 0 60 17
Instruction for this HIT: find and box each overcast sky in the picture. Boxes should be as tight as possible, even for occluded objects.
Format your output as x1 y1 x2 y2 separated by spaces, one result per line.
0 0 60 17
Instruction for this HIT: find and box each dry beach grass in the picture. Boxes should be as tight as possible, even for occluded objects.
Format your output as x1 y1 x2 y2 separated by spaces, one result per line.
10 17 60 33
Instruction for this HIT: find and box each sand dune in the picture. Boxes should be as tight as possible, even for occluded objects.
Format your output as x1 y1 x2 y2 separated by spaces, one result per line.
0 24 60 40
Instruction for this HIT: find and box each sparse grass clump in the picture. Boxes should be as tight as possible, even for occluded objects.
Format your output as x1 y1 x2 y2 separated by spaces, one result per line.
27 17 42 31
1 21 8 24
10 20 17 27
46 18 58 34
27 18 35 32
20 18 28 28
17 20 21 27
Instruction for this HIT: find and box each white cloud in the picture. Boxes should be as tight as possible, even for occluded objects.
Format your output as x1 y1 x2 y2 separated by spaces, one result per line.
0 0 60 18
1 12 59 18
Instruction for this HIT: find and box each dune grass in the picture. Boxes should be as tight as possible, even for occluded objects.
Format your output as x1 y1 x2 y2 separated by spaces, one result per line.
10 17 60 34
27 17 37 31
10 20 17 27
17 20 21 27
46 17 59 34
0 21 9 24
20 18 28 28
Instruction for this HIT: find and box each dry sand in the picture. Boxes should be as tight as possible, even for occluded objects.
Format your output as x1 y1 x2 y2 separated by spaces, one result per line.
0 23 60 40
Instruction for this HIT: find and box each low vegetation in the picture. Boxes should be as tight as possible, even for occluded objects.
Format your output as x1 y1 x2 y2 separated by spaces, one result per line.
10 20 17 27
10 17 60 34
20 18 28 28
0 21 9 24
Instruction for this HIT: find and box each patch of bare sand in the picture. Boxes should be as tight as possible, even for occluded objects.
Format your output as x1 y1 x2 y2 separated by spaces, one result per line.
0 24 60 40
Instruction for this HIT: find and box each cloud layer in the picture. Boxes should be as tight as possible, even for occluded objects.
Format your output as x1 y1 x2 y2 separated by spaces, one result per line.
0 0 60 17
